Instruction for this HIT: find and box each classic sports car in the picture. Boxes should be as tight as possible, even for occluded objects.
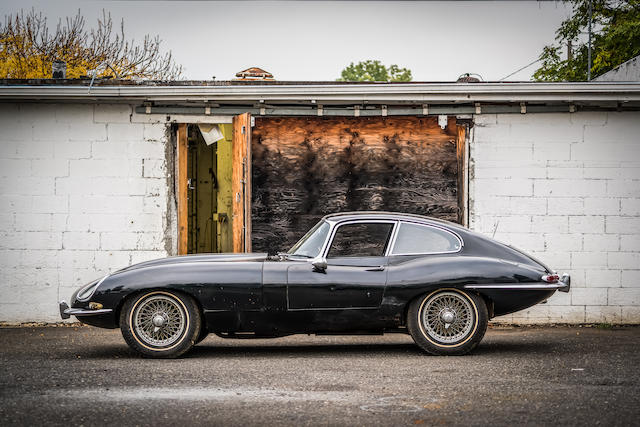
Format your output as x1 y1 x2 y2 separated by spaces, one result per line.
60 212 570 358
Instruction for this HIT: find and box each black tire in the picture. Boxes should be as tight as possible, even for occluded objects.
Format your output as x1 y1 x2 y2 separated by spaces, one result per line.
195 324 209 345
120 290 201 358
407 288 488 356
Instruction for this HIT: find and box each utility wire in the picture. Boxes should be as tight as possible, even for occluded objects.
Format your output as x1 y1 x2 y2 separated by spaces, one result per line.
498 58 542 81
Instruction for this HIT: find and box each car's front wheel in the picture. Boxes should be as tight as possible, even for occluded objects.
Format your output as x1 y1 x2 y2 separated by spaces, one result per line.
120 290 201 358
407 288 488 356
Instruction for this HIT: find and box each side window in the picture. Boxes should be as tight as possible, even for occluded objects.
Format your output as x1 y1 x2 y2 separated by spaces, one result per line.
328 223 394 257
391 223 461 255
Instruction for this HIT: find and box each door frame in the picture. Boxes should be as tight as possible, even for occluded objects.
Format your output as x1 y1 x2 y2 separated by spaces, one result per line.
176 113 253 255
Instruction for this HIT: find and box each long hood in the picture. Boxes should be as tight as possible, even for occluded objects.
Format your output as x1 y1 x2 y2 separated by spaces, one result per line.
114 253 268 274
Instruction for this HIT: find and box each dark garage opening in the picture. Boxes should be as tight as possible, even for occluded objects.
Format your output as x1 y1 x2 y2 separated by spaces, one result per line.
250 116 465 255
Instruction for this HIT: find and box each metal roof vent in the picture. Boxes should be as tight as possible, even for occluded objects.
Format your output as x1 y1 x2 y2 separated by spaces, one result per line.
235 67 274 81
52 60 66 79
456 73 482 83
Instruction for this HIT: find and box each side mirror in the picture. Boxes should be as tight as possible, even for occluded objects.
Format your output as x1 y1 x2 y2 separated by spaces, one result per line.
311 257 328 273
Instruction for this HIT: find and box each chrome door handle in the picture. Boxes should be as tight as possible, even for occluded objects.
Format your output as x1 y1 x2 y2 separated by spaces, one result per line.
365 266 385 272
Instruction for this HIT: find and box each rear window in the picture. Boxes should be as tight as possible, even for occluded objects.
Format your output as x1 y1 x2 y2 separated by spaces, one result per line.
391 222 461 255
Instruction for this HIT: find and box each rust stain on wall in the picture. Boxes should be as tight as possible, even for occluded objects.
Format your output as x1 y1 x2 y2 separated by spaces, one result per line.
251 116 459 254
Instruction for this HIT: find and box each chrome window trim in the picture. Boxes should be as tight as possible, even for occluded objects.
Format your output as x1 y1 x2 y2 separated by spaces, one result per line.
320 219 398 259
388 221 464 256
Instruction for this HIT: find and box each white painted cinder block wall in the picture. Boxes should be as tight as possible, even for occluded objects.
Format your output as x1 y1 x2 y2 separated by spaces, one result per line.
470 112 640 324
0 103 171 322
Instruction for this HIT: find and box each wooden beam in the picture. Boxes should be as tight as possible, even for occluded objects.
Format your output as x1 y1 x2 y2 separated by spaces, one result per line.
231 113 252 252
177 123 188 255
456 123 467 226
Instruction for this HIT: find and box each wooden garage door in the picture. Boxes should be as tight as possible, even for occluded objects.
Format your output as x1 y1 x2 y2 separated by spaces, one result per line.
251 116 461 255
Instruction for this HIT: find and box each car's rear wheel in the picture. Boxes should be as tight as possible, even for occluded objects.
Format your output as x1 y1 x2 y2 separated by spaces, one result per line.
407 288 488 356
120 290 201 358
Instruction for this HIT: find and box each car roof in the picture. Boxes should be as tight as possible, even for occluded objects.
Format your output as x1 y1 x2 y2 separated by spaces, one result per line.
322 211 463 229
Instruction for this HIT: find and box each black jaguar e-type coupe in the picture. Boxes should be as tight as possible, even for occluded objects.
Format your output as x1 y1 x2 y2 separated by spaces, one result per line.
60 212 570 358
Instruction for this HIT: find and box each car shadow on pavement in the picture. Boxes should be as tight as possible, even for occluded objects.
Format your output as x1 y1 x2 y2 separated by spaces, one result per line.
73 340 558 360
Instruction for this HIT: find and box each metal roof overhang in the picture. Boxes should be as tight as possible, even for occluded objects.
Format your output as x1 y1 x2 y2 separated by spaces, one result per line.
1 82 640 105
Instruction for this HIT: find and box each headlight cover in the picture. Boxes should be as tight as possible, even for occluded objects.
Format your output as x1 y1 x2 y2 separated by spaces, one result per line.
76 275 107 301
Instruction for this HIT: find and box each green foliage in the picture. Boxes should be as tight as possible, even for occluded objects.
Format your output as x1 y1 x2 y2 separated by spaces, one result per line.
533 0 640 81
338 60 412 82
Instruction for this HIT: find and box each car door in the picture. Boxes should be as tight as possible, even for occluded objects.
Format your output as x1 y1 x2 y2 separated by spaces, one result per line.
286 221 395 310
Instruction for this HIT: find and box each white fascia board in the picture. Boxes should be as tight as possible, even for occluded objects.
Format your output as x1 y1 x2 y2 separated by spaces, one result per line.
1 82 640 103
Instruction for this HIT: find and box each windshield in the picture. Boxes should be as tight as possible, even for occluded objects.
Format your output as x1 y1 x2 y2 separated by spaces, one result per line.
287 220 330 258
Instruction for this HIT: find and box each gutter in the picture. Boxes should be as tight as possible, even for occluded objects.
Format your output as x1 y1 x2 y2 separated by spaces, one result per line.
1 82 640 104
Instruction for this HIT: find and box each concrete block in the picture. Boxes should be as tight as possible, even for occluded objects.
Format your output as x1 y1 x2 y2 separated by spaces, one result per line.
585 306 622 323
30 195 68 213
621 270 640 287
128 141 165 160
130 250 167 265
572 142 640 162
142 195 167 214
107 123 144 142
621 199 640 215
621 167 640 179
571 252 608 269
0 250 21 268
31 159 69 177
545 290 571 306
583 234 620 251
69 159 140 178
94 104 132 123
531 251 571 269
583 198 620 215
142 159 166 178
0 213 14 231
572 288 608 305
473 165 546 180
569 216 605 234
14 213 57 232
608 288 640 305
568 111 607 127
583 167 623 180
0 141 19 158
91 140 129 159
68 122 107 142
0 159 31 177
472 144 533 162
69 195 144 214
508 197 548 215
0 231 62 250
100 232 140 250
544 233 582 252
585 269 620 287
621 306 640 323
143 124 168 142
547 197 583 215
475 178 533 197
32 121 70 142
478 215 531 233
620 235 640 252
16 139 54 159
57 250 95 270
608 252 640 269
53 141 91 159
532 216 568 233
533 142 571 161
606 180 640 198
606 216 640 234
0 195 31 213
0 177 55 196
94 251 132 272
546 166 583 179
534 179 607 198
62 232 100 250
584 116 640 143
54 104 95 123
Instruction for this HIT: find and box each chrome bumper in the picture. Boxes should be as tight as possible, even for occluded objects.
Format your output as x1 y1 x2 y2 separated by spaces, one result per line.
59 300 113 320
465 273 571 293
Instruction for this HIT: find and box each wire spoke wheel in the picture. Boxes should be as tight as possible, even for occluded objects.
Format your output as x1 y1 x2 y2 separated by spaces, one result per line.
421 291 475 344
133 294 186 348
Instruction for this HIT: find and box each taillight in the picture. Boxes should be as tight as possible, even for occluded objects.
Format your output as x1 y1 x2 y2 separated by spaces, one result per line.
542 274 559 283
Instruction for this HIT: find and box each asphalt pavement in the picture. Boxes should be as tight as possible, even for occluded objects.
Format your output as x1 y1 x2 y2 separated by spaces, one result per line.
1 325 639 426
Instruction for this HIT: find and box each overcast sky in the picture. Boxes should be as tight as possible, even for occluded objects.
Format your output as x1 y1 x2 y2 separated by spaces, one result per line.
0 1 573 81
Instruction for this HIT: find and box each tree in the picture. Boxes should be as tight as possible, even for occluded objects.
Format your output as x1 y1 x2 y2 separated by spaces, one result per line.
0 9 182 80
533 0 640 81
338 60 412 82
